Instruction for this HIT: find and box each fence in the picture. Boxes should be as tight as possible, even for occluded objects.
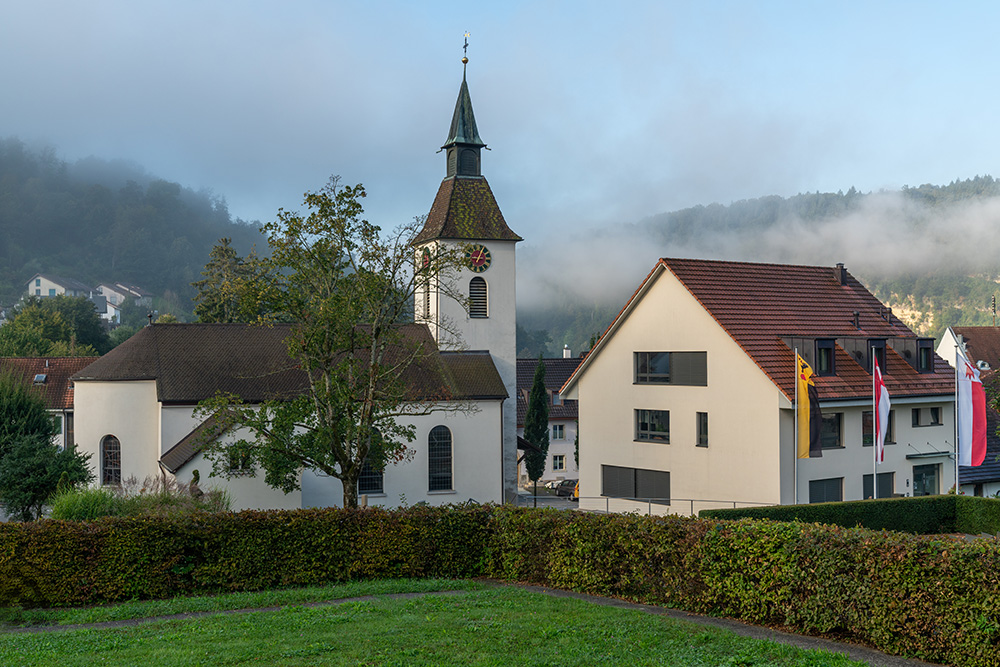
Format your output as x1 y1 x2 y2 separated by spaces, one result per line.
513 494 774 517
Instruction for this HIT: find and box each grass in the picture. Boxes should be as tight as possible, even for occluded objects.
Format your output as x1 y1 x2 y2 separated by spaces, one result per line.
0 581 868 666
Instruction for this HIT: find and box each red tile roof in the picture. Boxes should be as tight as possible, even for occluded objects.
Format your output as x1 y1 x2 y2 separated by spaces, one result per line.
951 327 1000 370
564 258 954 402
516 357 581 426
0 357 97 410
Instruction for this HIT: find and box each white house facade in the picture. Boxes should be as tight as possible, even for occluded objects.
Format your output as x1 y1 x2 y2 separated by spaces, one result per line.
562 259 957 516
26 274 91 298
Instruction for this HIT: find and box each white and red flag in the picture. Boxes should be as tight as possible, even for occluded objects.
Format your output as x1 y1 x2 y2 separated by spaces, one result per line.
957 349 987 467
874 359 890 462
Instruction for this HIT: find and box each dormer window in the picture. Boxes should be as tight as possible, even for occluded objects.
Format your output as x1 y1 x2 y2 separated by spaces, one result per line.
868 339 887 374
815 339 836 376
917 339 933 373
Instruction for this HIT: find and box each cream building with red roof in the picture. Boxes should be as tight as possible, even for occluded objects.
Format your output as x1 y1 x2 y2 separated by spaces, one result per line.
562 258 957 515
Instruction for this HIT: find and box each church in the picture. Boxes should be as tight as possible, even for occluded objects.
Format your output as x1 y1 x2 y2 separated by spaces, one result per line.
71 59 521 510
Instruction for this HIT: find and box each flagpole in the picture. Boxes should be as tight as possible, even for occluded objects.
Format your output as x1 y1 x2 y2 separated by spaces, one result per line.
954 345 960 494
872 347 877 500
794 348 799 506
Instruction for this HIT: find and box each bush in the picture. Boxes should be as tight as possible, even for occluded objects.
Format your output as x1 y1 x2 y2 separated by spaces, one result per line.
49 476 231 521
2 506 1000 666
700 495 1000 536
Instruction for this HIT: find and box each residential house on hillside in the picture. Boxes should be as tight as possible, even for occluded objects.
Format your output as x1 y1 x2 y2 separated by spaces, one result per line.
937 326 1000 496
516 353 582 485
72 323 508 510
1 356 96 450
562 259 956 516
97 282 153 308
26 274 91 298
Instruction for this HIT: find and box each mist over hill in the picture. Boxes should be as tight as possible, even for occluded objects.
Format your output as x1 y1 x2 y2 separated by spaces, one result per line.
0 137 262 317
518 176 1000 356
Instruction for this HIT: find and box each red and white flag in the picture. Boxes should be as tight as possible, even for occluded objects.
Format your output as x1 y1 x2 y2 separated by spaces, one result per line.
874 359 890 462
957 349 987 467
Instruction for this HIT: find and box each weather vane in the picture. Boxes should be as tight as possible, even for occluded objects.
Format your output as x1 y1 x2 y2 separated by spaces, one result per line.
463 32 470 65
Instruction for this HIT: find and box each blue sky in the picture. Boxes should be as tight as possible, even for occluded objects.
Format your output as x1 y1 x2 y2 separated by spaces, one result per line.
2 1 999 300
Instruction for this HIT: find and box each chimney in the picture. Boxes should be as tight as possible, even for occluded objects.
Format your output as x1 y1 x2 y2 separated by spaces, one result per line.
853 311 860 328
834 262 846 285
563 345 571 359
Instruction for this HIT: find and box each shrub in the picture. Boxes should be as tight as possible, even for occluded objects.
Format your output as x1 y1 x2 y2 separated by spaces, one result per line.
49 476 231 521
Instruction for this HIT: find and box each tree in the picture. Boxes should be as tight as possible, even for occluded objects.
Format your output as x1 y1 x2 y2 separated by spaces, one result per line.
197 177 467 508
0 297 107 357
523 356 550 502
191 238 271 323
0 372 57 461
0 433 92 521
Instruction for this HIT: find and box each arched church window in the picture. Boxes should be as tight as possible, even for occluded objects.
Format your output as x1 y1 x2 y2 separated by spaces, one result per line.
469 277 488 318
101 435 121 486
428 425 453 491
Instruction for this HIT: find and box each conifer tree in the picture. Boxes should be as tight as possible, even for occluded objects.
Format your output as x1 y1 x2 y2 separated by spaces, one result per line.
523 356 550 502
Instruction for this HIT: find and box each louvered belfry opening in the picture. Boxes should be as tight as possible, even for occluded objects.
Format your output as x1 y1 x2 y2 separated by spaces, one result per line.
469 277 488 318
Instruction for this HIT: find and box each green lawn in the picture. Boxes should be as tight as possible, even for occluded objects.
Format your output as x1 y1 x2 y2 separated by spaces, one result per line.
0 582 867 666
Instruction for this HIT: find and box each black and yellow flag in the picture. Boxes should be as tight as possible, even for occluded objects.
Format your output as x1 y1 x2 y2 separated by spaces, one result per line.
796 354 823 459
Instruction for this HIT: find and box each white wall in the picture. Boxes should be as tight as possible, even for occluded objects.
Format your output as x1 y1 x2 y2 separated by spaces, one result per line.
301 400 504 508
74 380 161 484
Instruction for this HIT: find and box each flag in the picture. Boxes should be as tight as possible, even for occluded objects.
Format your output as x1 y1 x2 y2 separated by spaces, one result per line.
796 354 823 459
873 358 890 463
957 348 987 467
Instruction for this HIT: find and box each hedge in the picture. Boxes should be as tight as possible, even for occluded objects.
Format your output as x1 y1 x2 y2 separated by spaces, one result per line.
2 505 999 667
700 494 1000 535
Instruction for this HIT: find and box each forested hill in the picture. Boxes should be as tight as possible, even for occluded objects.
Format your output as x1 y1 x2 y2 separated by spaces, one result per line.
518 176 1000 357
0 138 262 315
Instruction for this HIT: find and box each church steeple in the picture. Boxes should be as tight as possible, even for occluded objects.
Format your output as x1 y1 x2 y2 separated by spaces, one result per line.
442 47 485 178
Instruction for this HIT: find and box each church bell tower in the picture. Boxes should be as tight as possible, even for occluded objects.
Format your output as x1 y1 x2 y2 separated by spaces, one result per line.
412 47 521 500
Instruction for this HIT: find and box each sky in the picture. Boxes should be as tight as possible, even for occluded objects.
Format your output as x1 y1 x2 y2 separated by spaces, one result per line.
4 1 1000 308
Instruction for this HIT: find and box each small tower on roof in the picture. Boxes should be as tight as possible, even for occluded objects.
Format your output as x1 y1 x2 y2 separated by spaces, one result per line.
413 37 520 501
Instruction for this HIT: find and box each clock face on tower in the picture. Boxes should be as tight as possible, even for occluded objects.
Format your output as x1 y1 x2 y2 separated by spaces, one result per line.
465 244 492 273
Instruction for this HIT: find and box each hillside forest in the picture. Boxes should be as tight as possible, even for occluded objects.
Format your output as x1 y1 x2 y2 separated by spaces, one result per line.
3 136 1000 357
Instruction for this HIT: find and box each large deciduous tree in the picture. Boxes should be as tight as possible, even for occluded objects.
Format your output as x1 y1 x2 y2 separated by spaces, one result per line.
523 356 550 499
197 177 466 508
0 296 109 357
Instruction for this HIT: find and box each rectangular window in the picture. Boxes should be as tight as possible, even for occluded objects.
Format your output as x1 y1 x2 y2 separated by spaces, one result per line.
816 339 836 376
552 392 562 406
868 339 886 374
635 409 670 442
696 412 709 447
552 454 566 472
65 412 74 448
863 472 895 499
48 288 56 297
35 289 40 296
227 444 253 476
862 410 895 445
552 424 565 440
601 465 669 504
913 464 940 496
809 477 843 504
917 339 934 373
358 459 384 495
35 278 40 287
820 413 843 449
912 407 943 427
633 352 707 386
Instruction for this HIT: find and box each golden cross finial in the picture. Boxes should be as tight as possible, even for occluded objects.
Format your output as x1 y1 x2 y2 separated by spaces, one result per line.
462 32 470 64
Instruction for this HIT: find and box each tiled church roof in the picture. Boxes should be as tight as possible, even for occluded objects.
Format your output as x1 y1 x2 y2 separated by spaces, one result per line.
73 323 505 404
412 177 521 244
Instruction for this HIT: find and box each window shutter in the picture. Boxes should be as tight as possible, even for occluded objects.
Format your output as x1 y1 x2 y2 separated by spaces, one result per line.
469 277 488 318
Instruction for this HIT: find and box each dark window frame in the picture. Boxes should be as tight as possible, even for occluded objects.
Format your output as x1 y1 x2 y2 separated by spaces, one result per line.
868 339 887 375
428 425 453 492
863 472 895 499
601 464 670 505
101 435 121 486
633 351 707 386
635 409 670 443
917 339 934 373
820 412 844 449
808 477 843 503
358 458 384 495
862 409 896 445
815 339 836 376
696 412 709 447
